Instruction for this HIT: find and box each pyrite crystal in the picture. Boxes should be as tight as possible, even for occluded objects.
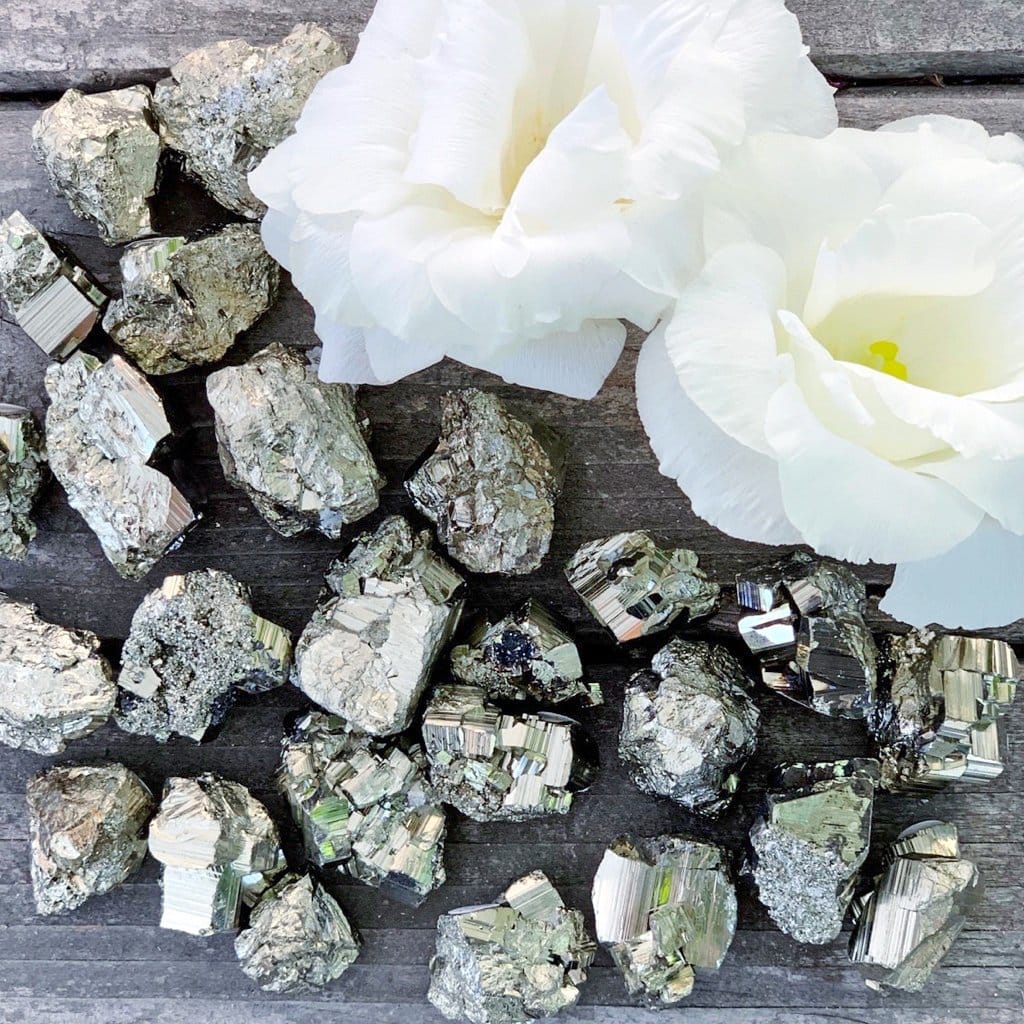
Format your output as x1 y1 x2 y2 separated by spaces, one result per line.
103 225 279 375
278 712 447 905
565 531 719 643
736 551 877 719
44 353 196 579
207 344 382 536
450 600 600 706
0 594 115 753
0 211 106 359
31 86 161 244
592 835 737 1006
293 516 464 735
849 821 982 993
749 759 878 944
619 639 759 816
421 685 597 822
871 630 1022 790
153 24 346 217
27 763 153 915
148 774 284 935
428 871 596 1024
406 389 566 575
235 873 360 993
0 405 46 560
115 570 292 742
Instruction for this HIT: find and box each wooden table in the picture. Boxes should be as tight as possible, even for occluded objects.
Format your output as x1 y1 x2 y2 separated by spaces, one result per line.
1 4 1022 1022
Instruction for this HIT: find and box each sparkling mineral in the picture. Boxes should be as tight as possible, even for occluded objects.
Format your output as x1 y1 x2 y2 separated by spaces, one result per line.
44 352 196 579
207 343 382 535
749 759 878 944
428 870 596 1023
565 531 719 643
153 24 346 217
849 820 982 993
0 211 106 359
592 835 737 1006
293 516 464 735
278 712 447 905
406 389 566 575
27 763 153 915
32 86 161 244
0 594 115 754
148 773 285 935
619 639 759 816
0 405 46 560
115 569 292 742
422 685 597 822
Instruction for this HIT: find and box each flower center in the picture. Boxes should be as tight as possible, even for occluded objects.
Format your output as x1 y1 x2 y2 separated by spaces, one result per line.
864 340 908 382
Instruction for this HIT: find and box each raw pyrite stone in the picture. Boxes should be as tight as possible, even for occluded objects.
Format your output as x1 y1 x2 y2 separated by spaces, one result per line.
103 225 279 374
565 531 719 643
619 639 759 816
428 871 596 1024
115 570 292 742
32 86 161 244
235 873 360 993
207 343 382 535
0 593 115 754
44 353 196 580
153 24 346 217
293 516 464 735
406 389 566 575
592 835 737 1006
28 763 153 915
0 405 47 560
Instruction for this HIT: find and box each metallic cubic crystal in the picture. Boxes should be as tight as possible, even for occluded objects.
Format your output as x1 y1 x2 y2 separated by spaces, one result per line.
565 531 719 643
428 871 596 1024
592 835 737 1006
153 24 346 217
406 389 566 575
28 763 153 916
278 712 447 905
619 639 759 816
32 86 161 245
207 343 382 536
0 405 47 560
293 516 464 735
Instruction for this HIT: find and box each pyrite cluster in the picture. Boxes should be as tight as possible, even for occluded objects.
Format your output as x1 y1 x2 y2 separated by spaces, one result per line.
0 405 47 560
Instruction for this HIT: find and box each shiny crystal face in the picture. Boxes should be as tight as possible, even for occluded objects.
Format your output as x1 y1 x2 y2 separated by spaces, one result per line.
0 405 47 560
428 871 596 1024
277 712 447 905
565 531 719 643
850 820 981 993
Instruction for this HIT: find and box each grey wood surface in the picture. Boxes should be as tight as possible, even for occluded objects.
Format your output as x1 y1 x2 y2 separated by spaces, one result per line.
1 4 1024 1023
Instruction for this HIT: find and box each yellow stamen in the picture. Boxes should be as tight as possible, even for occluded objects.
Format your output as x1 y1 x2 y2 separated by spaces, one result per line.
867 340 908 381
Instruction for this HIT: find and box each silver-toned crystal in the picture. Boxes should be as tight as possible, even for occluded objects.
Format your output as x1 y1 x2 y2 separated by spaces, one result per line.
428 870 596 1024
0 211 106 359
293 516 464 735
278 712 447 905
28 763 153 915
153 24 346 217
406 389 566 576
0 593 115 754
32 86 161 245
115 569 292 742
0 405 46 560
207 343 382 535
592 835 736 1006
565 531 719 643
619 639 759 816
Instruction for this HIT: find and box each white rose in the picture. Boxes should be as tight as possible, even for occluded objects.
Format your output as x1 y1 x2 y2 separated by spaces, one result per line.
637 116 1024 629
250 0 835 399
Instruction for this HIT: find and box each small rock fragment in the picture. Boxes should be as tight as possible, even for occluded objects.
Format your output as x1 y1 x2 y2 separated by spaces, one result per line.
406 389 566 575
0 405 47 560
27 763 153 915
207 343 382 535
293 516 464 735
565 531 719 643
619 639 759 816
428 870 595 1024
153 24 346 217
